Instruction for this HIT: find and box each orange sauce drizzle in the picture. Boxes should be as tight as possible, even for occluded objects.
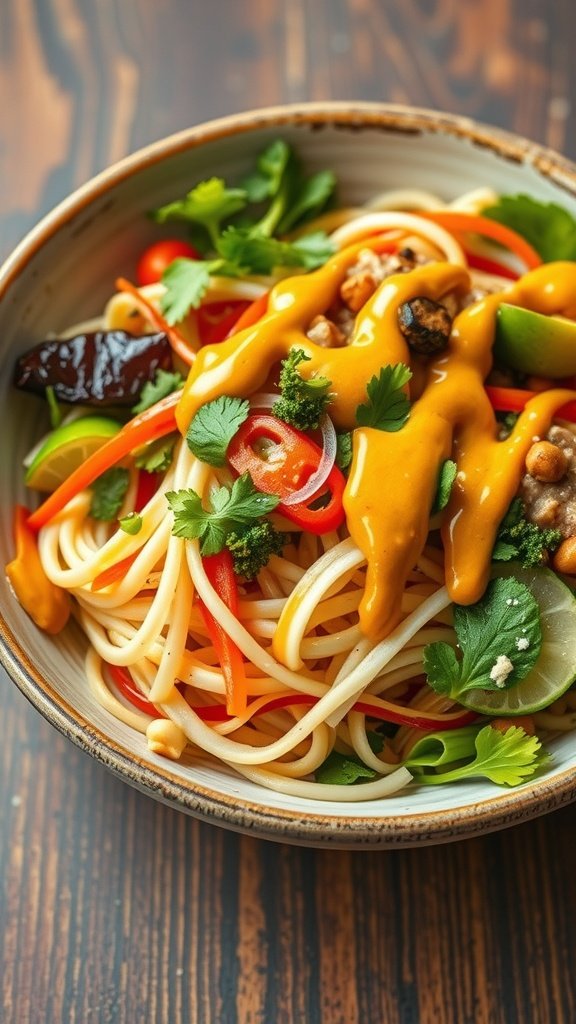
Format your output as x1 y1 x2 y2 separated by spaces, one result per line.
176 247 576 641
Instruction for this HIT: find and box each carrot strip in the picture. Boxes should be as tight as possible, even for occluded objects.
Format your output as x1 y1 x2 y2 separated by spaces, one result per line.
91 552 139 592
116 276 196 366
421 212 542 271
28 390 180 532
225 292 269 336
6 505 71 633
486 385 576 421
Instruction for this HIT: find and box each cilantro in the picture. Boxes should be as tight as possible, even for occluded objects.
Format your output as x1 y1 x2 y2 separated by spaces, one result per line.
336 431 353 471
431 459 457 515
356 363 412 432
90 467 130 521
423 577 542 700
152 141 336 323
45 386 62 429
493 498 562 567
484 194 576 263
166 473 280 556
119 512 142 535
273 348 332 431
226 521 287 580
315 750 377 785
412 724 550 787
153 177 248 246
134 436 175 474
131 369 184 415
186 396 250 467
160 258 214 325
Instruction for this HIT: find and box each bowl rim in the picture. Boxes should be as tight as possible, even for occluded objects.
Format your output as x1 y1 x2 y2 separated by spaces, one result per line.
1 100 575 847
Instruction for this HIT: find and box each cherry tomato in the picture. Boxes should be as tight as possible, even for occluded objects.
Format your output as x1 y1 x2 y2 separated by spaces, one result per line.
136 239 200 286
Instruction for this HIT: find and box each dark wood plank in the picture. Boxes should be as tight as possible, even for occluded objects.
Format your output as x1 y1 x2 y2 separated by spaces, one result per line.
1 2 576 1022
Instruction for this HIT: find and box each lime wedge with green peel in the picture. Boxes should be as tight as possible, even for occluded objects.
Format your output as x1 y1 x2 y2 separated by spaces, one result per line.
494 304 576 378
460 565 576 716
25 415 122 492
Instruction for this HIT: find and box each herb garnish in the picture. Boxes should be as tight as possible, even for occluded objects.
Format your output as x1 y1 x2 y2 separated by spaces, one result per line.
408 724 550 787
131 369 184 415
166 473 279 556
431 459 457 515
484 194 576 263
356 363 412 432
90 467 130 521
186 396 250 467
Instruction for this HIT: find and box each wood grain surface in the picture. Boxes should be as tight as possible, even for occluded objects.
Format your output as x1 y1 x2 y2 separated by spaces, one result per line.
1 2 576 1022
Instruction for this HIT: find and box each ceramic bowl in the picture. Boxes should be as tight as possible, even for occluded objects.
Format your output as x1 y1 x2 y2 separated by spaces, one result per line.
1 103 575 849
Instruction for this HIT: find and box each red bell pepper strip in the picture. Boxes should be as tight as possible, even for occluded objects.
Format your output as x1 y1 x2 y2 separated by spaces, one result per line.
227 414 346 535
197 301 251 345
463 250 519 280
134 469 160 512
421 212 542 271
116 276 196 366
486 385 576 421
226 292 269 336
28 390 180 532
199 550 247 717
6 505 71 633
106 663 166 717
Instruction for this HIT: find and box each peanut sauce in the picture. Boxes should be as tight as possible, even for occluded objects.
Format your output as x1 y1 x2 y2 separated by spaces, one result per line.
176 247 576 642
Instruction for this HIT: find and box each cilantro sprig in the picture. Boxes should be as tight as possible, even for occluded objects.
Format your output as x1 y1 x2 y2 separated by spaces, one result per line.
166 473 279 556
431 459 457 515
132 369 184 415
152 140 336 325
186 396 250 467
90 467 130 521
484 194 576 263
356 363 412 431
408 724 550 787
423 577 542 701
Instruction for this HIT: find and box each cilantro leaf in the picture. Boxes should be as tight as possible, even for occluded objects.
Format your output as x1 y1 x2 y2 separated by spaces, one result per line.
315 750 377 785
134 436 175 474
493 498 562 568
160 258 215 324
272 348 332 431
216 226 334 274
166 473 280 555
90 467 130 521
356 363 412 432
290 231 335 268
423 577 542 700
278 170 337 233
431 459 457 515
241 140 291 203
186 396 250 466
153 178 247 245
484 194 576 263
131 369 184 415
414 724 550 787
119 512 142 535
336 431 353 471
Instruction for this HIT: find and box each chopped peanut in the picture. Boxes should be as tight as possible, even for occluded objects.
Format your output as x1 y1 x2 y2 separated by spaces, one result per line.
339 271 377 312
525 441 568 483
306 314 346 348
146 719 188 761
553 536 576 575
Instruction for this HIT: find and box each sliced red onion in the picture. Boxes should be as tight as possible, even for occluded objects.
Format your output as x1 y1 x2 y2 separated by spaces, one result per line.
282 415 337 507
249 392 277 410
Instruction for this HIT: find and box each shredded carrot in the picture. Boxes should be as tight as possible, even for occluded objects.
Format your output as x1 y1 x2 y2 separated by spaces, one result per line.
91 552 139 592
421 211 542 271
116 276 196 366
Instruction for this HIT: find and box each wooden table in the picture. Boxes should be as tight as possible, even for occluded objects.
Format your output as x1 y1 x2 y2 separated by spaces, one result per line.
1 2 575 1021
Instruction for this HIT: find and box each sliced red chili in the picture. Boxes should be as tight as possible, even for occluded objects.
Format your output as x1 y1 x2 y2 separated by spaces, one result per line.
199 550 248 717
227 414 345 535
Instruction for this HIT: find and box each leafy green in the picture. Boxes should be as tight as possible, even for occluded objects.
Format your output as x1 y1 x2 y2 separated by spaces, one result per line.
226 521 287 580
90 467 130 521
493 498 562 567
131 369 184 415
403 726 480 770
484 194 576 263
186 396 250 467
336 431 353 471
118 512 143 535
153 141 336 323
413 724 550 787
134 436 175 474
431 459 457 515
356 363 412 431
153 177 248 246
423 577 542 700
272 348 332 431
315 750 377 785
166 473 280 556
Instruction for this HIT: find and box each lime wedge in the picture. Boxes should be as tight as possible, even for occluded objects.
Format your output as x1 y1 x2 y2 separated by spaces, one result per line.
25 415 121 492
460 565 576 716
494 304 576 378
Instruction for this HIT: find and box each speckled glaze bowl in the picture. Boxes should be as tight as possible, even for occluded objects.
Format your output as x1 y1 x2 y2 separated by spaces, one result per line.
1 103 575 848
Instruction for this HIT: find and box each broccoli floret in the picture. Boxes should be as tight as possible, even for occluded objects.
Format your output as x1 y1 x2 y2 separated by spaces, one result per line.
272 348 332 431
226 521 287 580
493 498 562 568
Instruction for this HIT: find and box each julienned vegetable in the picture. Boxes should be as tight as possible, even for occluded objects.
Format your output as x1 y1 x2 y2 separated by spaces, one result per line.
11 163 576 804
